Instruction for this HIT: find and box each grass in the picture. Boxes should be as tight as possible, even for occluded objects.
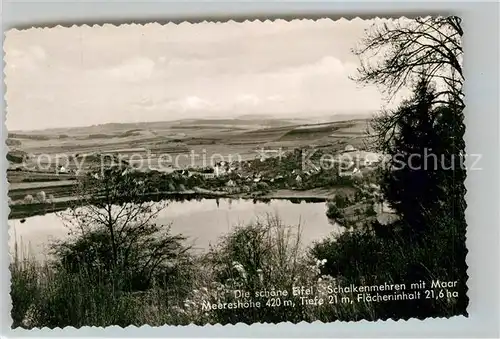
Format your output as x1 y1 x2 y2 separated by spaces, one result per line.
10 213 380 328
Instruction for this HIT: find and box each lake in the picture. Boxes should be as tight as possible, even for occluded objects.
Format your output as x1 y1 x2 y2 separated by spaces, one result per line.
9 198 343 261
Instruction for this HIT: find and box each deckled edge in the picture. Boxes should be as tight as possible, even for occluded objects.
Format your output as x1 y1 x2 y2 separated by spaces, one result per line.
3 20 14 333
2 15 469 333
4 16 435 34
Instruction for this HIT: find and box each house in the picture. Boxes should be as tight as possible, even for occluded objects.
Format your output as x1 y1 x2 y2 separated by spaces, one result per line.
214 162 227 176
373 200 399 225
201 172 215 179
357 151 384 167
178 169 191 176
344 145 356 152
295 175 302 183
376 213 399 225
226 179 236 187
363 158 381 167
374 201 397 214
352 167 363 178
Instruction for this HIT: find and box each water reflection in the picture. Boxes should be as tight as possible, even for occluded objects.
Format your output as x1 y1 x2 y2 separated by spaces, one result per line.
9 198 343 261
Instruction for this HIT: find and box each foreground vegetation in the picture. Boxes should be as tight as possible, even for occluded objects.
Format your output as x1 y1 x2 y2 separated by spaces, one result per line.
11 208 463 328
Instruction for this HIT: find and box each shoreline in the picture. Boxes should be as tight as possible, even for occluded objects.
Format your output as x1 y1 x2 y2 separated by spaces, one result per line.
8 188 345 220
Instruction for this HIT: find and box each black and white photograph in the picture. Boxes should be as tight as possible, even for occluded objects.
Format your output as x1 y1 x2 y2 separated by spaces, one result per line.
5 17 468 328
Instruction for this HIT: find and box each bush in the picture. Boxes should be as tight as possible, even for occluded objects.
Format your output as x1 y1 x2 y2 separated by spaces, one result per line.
23 195 34 204
333 193 350 208
11 212 379 327
11 260 142 328
12 228 195 328
311 216 467 319
51 225 192 293
35 191 46 203
326 201 343 221
10 257 42 328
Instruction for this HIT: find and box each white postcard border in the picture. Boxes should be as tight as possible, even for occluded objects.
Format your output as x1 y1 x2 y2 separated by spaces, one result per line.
1 1 499 338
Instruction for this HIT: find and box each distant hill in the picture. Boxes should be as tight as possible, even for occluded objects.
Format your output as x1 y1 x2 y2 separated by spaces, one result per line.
9 113 373 135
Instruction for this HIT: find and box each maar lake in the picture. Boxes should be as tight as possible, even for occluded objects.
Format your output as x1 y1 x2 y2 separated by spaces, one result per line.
9 198 344 260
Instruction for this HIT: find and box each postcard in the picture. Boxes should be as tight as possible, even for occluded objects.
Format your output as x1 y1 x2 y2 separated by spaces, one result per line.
5 17 467 328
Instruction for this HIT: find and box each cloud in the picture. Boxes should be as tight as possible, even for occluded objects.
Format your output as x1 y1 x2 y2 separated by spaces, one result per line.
276 56 357 78
133 95 156 110
134 95 215 113
5 20 387 130
6 45 47 71
267 95 284 102
30 46 47 60
180 96 212 110
107 57 156 82
236 94 261 106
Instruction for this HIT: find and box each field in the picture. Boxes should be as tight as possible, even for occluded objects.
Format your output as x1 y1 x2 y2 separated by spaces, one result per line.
8 114 369 155
7 115 370 212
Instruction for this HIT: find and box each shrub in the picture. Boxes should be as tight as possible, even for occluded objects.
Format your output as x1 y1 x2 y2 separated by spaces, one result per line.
51 224 192 293
35 191 46 203
311 216 466 319
326 201 343 221
10 257 42 328
333 193 350 208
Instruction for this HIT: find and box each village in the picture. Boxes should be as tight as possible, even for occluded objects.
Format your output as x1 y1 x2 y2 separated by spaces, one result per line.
8 144 397 226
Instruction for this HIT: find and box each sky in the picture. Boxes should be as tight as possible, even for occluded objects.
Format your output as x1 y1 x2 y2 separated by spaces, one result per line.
5 18 390 131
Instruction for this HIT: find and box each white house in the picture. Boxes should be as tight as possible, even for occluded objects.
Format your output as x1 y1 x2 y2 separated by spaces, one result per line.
214 163 227 176
373 200 399 225
344 145 356 152
201 172 215 179
374 201 397 214
226 179 236 187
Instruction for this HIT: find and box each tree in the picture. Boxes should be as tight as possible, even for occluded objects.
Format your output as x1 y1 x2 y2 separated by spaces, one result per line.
378 78 453 239
313 17 468 317
357 18 468 311
352 16 464 109
353 17 466 240
55 165 190 291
